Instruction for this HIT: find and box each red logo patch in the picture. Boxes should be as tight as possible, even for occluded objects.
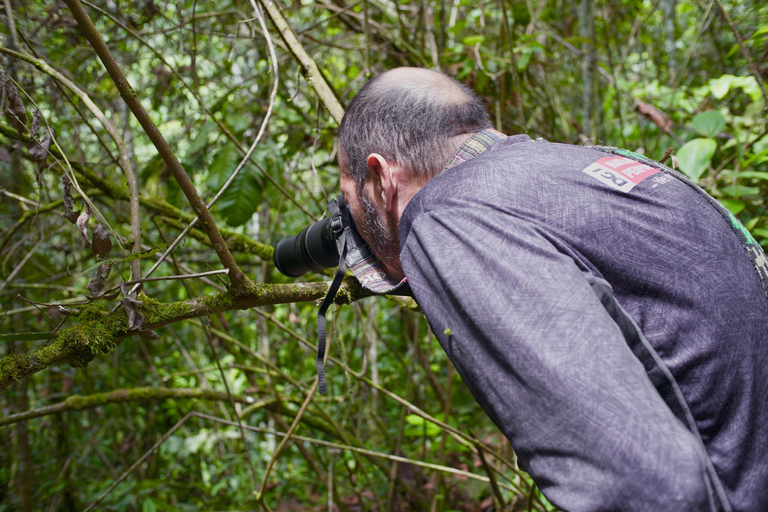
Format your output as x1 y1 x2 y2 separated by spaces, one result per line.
582 156 660 192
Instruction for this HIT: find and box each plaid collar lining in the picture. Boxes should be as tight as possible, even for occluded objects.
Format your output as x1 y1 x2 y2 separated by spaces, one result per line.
344 129 506 294
443 129 508 172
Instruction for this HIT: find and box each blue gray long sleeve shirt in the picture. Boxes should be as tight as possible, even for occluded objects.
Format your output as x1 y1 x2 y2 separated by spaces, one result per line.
398 135 768 511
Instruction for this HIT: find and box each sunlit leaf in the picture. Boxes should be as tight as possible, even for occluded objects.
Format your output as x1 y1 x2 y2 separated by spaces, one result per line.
691 111 725 137
676 138 716 180
720 199 745 215
217 169 264 227
721 185 760 197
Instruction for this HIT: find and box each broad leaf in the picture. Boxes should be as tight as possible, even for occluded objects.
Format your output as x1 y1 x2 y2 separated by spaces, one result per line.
186 122 216 157
676 138 717 180
692 111 725 137
720 199 745 215
721 185 760 197
217 169 264 227
722 171 768 181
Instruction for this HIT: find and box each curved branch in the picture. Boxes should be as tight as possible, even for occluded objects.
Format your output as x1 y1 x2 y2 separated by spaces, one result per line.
0 122 276 262
0 277 372 390
0 46 142 280
257 0 345 124
62 0 248 294
0 387 261 427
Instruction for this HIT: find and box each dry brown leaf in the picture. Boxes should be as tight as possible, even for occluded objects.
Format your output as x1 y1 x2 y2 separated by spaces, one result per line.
634 98 673 131
91 223 112 259
29 127 51 162
61 175 80 223
76 206 92 249
87 262 112 298
120 282 144 330
3 74 26 124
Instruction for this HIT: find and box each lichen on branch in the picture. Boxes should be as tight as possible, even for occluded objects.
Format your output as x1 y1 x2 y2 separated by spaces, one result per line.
0 277 370 391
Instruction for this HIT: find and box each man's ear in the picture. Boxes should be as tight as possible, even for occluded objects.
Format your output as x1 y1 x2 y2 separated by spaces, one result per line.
366 153 398 211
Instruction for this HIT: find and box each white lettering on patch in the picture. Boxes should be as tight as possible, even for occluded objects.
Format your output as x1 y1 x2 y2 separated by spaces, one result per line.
582 156 660 192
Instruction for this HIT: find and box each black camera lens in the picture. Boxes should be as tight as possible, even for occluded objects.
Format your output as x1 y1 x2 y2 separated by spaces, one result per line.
274 216 341 277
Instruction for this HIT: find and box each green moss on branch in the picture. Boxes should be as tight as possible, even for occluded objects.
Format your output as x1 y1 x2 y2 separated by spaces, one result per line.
0 279 373 391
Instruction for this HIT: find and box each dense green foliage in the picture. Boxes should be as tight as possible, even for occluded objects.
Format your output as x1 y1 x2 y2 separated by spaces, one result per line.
1 0 766 510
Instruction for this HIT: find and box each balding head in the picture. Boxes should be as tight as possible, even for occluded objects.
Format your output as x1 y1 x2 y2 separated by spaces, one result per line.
373 67 471 105
339 67 491 189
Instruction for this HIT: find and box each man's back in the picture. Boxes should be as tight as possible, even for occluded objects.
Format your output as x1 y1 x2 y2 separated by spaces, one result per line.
399 135 768 511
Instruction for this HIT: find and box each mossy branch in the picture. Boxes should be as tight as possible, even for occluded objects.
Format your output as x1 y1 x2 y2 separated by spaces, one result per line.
0 387 255 427
0 277 371 391
0 387 337 437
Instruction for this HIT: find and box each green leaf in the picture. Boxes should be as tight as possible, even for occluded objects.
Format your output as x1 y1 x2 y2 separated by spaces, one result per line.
708 75 739 99
751 228 768 240
0 332 54 342
208 143 241 191
225 113 251 134
753 134 768 155
751 24 768 38
721 185 760 197
186 122 215 157
720 199 745 215
676 138 716 180
722 171 768 181
217 169 264 227
691 111 725 137
462 35 485 46
141 499 158 512
405 414 425 427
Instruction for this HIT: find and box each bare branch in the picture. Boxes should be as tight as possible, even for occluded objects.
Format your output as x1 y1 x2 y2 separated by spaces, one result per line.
61 0 248 293
257 0 345 124
0 47 142 279
713 0 768 104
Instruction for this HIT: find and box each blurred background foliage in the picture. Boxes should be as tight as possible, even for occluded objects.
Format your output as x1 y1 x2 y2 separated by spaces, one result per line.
0 0 766 509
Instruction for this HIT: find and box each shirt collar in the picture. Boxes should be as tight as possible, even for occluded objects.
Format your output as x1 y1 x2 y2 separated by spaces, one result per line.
442 128 508 172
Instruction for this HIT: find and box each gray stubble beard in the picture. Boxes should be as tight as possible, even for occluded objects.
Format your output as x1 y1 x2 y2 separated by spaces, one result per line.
357 188 404 280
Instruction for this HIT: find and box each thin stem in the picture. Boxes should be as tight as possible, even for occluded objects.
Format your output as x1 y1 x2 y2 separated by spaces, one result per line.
62 0 248 293
255 379 318 502
713 0 768 104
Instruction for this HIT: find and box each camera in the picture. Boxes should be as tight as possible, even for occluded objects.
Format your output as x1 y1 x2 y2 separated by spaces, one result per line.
274 196 348 277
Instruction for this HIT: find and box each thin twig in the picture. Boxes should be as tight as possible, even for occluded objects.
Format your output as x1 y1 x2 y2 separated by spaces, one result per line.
83 412 194 512
713 0 768 104
199 316 261 490
257 0 345 123
193 412 518 490
0 237 45 295
62 0 248 293
81 0 317 221
255 379 318 502
0 47 141 279
105 269 230 292
124 0 280 300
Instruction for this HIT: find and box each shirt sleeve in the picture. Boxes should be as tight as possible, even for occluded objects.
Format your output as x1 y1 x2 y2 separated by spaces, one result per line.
400 207 714 512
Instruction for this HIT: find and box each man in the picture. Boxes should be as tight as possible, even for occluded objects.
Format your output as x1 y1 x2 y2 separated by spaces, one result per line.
337 68 768 511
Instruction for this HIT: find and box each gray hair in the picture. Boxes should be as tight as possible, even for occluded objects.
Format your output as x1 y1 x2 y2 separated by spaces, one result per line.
338 68 492 189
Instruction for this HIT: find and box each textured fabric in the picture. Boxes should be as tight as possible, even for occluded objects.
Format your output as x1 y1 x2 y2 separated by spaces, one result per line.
339 214 406 293
398 136 768 512
442 128 508 171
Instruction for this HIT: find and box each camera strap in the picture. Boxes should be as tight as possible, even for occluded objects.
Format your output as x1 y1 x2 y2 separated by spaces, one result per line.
315 234 347 395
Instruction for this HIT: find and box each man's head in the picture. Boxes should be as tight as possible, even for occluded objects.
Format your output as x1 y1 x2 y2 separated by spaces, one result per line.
338 67 491 279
